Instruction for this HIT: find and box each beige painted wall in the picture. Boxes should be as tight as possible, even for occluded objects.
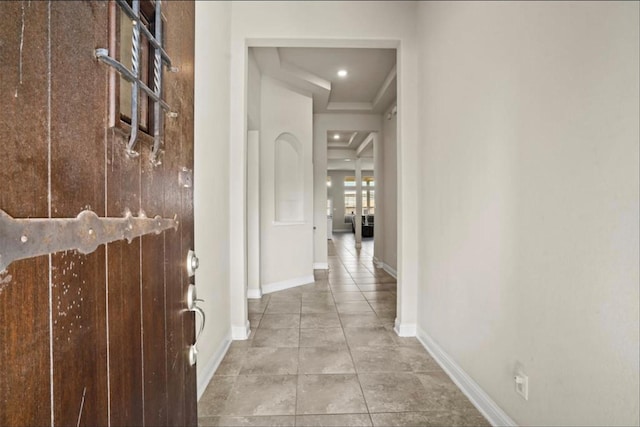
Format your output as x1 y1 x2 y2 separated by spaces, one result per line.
416 1 639 425
193 1 232 397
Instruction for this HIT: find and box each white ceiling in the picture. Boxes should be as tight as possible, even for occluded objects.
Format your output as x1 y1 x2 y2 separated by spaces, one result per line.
252 47 396 115
251 47 395 172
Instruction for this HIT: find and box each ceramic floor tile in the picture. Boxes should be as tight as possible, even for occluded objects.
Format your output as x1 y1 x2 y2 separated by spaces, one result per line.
300 283 331 293
348 275 375 281
370 411 490 427
252 328 300 348
265 301 302 314
259 314 301 329
301 301 337 314
336 301 374 314
356 276 396 284
214 347 247 376
222 375 297 416
329 285 360 292
355 284 389 292
375 313 397 324
372 309 396 319
248 313 263 329
338 313 383 328
295 414 372 426
270 290 303 299
416 372 480 413
366 301 395 311
343 327 396 347
386 331 425 348
300 312 341 329
272 287 304 297
298 347 355 374
328 280 357 286
350 347 413 373
300 328 347 347
249 299 270 314
296 374 368 415
302 293 334 305
240 347 299 375
361 291 395 302
398 347 442 372
359 372 437 413
199 415 296 426
332 292 366 302
201 234 484 426
198 376 237 417
345 272 375 278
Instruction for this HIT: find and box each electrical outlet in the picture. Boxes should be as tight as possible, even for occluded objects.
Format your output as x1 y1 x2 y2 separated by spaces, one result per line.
514 373 529 400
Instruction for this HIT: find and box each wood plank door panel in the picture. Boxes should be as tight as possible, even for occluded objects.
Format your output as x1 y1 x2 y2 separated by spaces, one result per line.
163 3 197 425
106 129 144 427
0 1 197 426
49 3 109 425
0 3 55 426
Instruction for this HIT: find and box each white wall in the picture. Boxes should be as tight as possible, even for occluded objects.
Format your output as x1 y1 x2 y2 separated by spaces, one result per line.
247 50 262 299
246 131 260 299
229 1 420 335
247 50 261 131
380 102 398 272
260 77 314 289
193 1 232 398
416 2 639 426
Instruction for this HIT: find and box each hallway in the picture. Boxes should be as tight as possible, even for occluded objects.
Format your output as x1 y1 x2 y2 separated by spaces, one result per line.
197 233 488 426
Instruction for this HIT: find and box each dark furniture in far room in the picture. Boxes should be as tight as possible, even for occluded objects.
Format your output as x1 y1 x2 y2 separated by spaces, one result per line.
351 215 374 237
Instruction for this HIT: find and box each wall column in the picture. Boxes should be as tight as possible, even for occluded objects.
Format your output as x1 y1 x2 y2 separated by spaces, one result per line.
246 130 261 299
373 132 384 265
355 158 362 249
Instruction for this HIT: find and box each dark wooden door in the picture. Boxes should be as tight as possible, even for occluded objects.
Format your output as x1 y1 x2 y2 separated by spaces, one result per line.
0 2 196 426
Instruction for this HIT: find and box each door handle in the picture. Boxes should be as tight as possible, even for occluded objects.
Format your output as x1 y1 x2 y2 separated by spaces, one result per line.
187 283 205 366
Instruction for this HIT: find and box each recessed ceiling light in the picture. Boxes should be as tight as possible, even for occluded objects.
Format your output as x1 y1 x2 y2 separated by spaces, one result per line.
337 69 348 78
344 159 351 162
333 134 340 140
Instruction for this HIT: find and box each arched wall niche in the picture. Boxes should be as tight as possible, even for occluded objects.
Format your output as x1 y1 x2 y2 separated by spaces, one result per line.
274 132 304 223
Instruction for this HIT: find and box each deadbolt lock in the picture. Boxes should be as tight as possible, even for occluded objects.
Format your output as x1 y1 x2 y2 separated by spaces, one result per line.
187 249 199 277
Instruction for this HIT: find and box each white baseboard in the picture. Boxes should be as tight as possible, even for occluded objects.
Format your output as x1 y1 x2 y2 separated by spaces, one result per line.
382 262 397 279
417 327 517 427
373 257 383 269
394 317 416 337
262 275 315 294
231 320 250 340
247 288 262 299
313 262 328 270
197 331 231 401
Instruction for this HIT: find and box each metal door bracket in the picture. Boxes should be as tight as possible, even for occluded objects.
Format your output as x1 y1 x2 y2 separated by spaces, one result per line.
0 209 179 271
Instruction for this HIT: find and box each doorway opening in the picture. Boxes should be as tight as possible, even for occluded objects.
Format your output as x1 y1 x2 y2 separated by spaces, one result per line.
243 43 399 337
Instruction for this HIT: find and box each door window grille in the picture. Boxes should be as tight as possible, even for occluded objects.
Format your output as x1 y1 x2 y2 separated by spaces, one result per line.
95 0 174 165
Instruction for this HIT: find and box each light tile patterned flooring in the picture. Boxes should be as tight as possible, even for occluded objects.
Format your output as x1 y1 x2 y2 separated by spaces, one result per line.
198 233 489 426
